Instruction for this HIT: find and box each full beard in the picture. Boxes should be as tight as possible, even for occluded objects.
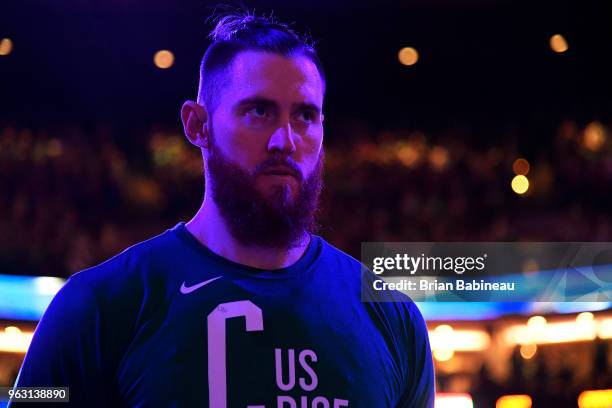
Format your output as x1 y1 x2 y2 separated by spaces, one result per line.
206 136 324 249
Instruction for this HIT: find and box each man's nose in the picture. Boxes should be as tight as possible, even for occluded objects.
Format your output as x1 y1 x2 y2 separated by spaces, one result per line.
267 122 296 154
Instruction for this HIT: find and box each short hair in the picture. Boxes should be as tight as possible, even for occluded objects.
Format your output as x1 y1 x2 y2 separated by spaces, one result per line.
198 12 326 113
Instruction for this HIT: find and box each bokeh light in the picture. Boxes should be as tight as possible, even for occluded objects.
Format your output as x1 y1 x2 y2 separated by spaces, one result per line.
576 312 594 324
0 326 33 353
397 144 420 167
0 38 13 56
154 50 175 69
429 146 449 171
436 393 474 408
4 326 21 335
512 158 530 175
583 121 606 152
398 47 419 66
34 276 64 296
526 315 546 342
496 394 532 408
511 175 529 195
432 325 455 361
434 348 455 362
578 389 612 408
527 315 547 330
519 343 537 359
549 34 568 53
576 312 596 334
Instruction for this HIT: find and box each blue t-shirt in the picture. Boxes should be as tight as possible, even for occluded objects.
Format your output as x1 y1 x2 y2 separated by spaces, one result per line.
12 222 435 407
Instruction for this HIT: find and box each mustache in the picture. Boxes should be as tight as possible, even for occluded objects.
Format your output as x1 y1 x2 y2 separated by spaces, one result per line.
254 156 303 180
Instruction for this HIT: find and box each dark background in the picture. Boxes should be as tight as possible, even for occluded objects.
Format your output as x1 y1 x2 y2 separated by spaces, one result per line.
1 0 612 275
2 1 611 139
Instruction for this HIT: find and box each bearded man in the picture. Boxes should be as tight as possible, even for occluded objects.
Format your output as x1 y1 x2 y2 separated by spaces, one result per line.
11 13 435 408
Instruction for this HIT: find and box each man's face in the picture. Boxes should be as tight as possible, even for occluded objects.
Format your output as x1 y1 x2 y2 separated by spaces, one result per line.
205 50 325 248
209 51 324 198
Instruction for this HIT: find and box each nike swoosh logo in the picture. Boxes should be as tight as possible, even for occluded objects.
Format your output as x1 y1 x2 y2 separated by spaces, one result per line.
180 276 222 294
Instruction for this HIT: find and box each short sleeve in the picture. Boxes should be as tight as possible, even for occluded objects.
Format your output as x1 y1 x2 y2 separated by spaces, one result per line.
396 302 436 408
9 274 113 407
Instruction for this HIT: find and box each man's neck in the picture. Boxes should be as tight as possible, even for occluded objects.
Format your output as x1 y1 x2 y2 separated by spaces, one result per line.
185 198 310 270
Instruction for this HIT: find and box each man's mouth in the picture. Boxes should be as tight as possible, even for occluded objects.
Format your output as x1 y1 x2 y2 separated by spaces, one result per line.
260 166 299 178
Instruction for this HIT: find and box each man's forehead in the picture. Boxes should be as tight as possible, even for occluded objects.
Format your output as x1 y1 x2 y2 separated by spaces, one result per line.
225 50 323 105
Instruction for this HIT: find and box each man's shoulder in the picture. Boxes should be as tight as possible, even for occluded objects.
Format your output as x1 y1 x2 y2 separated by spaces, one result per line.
316 238 429 354
315 235 363 269
316 236 417 308
317 236 416 301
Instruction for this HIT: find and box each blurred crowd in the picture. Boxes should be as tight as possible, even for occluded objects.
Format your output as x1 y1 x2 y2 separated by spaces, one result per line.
322 119 612 255
1 119 612 278
464 338 609 408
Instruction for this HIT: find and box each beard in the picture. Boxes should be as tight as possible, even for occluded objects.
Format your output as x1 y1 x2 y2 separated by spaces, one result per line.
206 131 324 249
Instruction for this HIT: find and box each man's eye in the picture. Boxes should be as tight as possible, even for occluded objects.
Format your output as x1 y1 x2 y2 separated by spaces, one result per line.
299 110 315 123
247 106 268 118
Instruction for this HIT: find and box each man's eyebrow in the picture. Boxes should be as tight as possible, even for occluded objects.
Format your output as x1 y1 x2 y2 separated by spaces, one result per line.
233 97 322 115
234 97 278 109
293 102 322 114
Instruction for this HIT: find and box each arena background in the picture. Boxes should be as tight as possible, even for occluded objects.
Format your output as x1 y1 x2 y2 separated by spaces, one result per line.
1 0 611 406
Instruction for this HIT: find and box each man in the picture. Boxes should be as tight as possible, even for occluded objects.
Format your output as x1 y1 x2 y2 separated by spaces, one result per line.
12 13 435 407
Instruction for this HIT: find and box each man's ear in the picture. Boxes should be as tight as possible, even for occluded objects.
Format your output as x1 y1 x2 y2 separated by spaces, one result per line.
181 100 209 148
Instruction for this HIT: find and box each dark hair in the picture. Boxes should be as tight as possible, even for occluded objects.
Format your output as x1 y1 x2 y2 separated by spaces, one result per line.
198 12 326 113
